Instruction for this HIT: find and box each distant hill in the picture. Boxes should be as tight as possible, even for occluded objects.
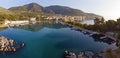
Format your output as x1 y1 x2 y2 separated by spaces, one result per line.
9 3 43 13
45 5 85 16
0 7 14 15
9 3 54 14
9 2 101 19
0 7 18 22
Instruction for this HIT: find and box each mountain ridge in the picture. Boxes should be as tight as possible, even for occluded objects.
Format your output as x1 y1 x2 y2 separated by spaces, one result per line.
8 2 101 19
0 7 14 15
45 5 85 16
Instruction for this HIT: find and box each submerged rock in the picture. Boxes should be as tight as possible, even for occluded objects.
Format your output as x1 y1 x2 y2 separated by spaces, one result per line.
64 50 103 58
0 36 24 53
64 50 77 58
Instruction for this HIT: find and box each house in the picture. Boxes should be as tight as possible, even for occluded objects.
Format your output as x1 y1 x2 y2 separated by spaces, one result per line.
4 20 11 25
29 18 36 24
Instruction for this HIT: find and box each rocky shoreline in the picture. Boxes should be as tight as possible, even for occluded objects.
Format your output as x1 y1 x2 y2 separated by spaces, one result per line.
64 50 102 58
0 36 24 53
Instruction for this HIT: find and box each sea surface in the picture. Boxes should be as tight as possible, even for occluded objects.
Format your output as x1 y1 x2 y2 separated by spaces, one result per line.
0 22 117 58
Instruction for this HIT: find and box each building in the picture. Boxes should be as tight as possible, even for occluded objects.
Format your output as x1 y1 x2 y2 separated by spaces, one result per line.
29 18 36 24
4 20 11 25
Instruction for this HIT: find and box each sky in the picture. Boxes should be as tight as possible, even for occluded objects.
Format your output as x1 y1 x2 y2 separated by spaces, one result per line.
0 0 120 20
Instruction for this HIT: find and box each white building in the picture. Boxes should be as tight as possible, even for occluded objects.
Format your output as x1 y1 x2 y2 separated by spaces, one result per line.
29 18 36 24
4 20 11 25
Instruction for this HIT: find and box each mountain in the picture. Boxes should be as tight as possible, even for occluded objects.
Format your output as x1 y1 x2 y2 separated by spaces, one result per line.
9 3 101 19
0 7 14 15
45 5 85 16
9 3 43 13
9 3 54 14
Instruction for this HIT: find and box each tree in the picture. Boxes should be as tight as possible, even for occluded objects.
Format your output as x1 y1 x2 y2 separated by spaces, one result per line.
94 17 100 25
116 33 120 48
94 17 105 25
105 20 116 31
101 17 105 24
117 18 120 30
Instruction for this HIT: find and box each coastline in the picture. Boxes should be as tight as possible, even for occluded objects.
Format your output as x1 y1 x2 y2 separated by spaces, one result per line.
62 21 117 41
60 21 120 58
0 21 118 57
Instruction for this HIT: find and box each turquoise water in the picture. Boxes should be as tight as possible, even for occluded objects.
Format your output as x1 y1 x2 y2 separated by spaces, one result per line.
0 23 117 58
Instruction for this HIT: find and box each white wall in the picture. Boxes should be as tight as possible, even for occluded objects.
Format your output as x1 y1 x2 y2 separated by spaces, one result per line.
10 20 29 25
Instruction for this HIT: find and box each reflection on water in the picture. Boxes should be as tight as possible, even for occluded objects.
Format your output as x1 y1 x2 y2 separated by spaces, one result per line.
12 22 67 32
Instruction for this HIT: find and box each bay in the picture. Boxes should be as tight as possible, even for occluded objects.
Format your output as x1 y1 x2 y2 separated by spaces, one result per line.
0 23 117 58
